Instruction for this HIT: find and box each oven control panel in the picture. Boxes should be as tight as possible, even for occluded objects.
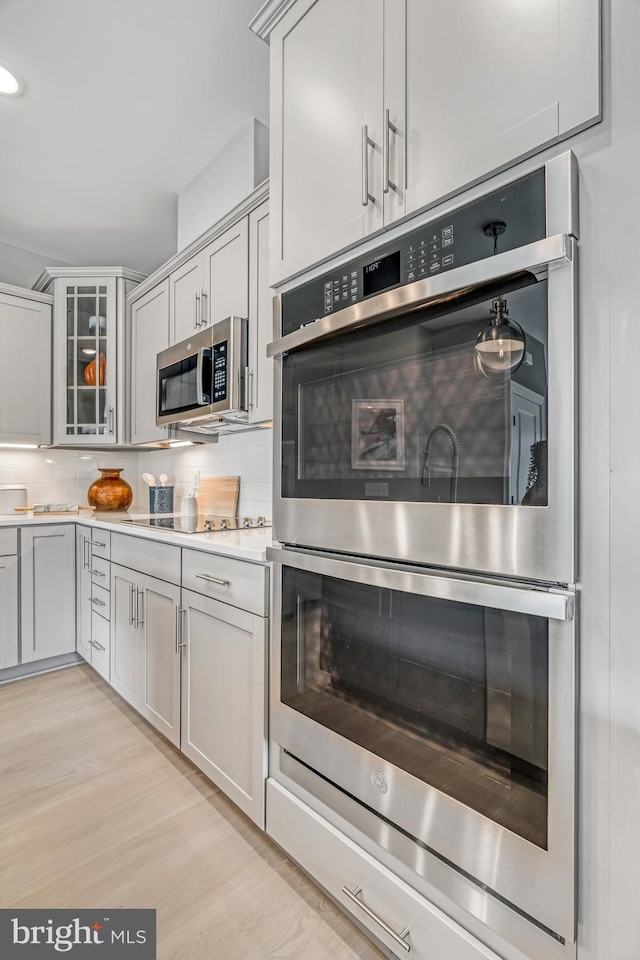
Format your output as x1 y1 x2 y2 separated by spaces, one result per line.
281 168 546 336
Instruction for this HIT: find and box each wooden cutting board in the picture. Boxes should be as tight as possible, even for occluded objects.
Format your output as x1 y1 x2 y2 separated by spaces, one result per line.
197 476 240 518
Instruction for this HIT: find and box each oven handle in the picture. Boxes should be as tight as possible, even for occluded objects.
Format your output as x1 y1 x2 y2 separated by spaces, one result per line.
267 547 575 621
267 232 573 358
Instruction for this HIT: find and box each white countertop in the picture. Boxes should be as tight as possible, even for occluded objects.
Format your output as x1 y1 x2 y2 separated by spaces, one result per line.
0 512 273 563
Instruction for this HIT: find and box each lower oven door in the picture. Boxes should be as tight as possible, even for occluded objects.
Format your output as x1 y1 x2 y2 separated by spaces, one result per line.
269 546 576 944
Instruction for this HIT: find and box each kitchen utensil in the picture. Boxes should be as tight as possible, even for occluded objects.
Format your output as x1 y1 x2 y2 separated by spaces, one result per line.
149 485 174 515
14 504 95 515
196 476 240 518
142 473 156 486
159 474 168 487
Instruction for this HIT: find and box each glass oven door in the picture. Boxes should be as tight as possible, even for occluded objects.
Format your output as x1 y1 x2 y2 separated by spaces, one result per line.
271 225 576 586
269 545 577 943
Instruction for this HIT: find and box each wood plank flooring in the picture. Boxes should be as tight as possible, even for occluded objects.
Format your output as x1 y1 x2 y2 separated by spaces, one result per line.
0 665 386 960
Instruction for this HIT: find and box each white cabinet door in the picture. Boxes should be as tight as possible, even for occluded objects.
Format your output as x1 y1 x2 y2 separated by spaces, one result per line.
76 525 92 662
170 253 203 344
271 0 384 284
202 218 249 328
130 279 170 445
21 526 75 662
90 611 110 682
110 564 142 710
0 551 19 669
0 289 51 445
395 0 600 221
181 588 268 827
138 573 181 747
248 201 273 424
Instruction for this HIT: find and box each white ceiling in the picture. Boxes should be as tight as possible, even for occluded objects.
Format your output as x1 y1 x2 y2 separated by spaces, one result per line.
0 0 270 277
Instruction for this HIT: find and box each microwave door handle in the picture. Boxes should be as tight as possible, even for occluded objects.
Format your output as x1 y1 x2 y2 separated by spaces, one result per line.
197 348 210 405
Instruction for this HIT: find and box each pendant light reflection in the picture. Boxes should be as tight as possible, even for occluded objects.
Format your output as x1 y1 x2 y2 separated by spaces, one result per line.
474 298 526 378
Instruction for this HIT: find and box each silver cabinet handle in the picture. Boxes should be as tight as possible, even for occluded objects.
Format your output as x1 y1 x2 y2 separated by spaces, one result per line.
136 589 144 628
194 291 200 328
129 583 136 626
108 406 115 435
341 885 410 953
178 608 187 649
246 367 254 409
176 606 187 651
80 535 90 570
195 573 230 587
361 125 375 206
90 540 106 549
383 107 397 194
90 597 106 608
200 289 207 326
89 569 105 578
90 639 106 652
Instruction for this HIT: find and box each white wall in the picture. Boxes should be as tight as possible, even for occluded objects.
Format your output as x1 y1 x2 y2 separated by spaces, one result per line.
137 427 273 519
0 449 141 511
0 240 69 289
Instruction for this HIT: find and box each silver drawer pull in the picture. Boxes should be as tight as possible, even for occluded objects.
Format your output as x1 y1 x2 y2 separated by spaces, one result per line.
90 540 106 549
90 597 106 607
341 885 411 953
89 569 105 578
195 573 230 587
90 639 106 652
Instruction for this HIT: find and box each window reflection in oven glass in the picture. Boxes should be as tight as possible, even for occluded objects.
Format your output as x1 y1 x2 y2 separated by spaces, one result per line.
282 568 549 849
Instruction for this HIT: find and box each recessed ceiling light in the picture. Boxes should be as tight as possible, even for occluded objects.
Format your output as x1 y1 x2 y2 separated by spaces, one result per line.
0 59 25 97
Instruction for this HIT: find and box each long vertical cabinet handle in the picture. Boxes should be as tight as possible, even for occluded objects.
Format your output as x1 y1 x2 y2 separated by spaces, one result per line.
194 291 200 328
246 367 254 410
129 583 136 626
178 608 187 649
200 289 207 327
136 589 144 628
362 125 375 206
81 535 90 570
383 108 397 194
108 406 115 435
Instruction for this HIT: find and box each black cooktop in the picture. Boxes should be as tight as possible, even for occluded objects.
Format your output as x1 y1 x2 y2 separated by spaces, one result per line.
119 515 270 534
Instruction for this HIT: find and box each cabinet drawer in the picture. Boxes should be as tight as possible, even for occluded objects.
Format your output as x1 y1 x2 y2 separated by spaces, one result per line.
90 554 110 588
0 528 17 556
267 781 501 960
90 610 110 682
88 530 110 560
182 549 268 616
111 532 180 584
90 583 110 620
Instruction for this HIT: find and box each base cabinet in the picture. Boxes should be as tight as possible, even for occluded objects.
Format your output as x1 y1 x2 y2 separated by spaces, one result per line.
0 529 19 669
21 526 75 663
181 588 268 826
76 526 111 679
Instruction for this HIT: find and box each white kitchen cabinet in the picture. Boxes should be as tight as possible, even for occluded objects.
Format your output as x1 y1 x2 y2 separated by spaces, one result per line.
36 267 144 445
181 586 268 827
170 218 249 345
265 0 600 283
0 284 52 445
76 527 111 679
0 529 19 669
111 564 141 708
129 278 170 445
21 525 75 663
247 200 273 424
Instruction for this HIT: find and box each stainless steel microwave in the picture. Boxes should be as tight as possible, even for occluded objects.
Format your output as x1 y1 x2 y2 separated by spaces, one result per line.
156 316 248 429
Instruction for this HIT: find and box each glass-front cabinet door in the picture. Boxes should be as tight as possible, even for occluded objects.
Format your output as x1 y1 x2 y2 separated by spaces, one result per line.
62 277 116 441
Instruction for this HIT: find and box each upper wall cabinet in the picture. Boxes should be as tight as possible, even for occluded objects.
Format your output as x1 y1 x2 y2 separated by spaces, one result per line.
263 0 601 285
170 218 249 345
0 284 52 445
36 268 145 446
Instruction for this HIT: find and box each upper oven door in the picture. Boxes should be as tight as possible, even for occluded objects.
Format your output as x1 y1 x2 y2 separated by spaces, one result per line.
269 545 577 944
270 187 577 584
156 325 213 426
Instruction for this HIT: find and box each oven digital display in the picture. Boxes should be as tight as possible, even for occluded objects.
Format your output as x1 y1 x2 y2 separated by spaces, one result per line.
363 251 401 297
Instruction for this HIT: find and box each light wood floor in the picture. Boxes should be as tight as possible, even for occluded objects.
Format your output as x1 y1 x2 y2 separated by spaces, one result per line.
0 664 386 960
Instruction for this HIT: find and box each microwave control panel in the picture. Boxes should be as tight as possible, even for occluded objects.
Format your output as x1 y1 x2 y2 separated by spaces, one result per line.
281 168 545 337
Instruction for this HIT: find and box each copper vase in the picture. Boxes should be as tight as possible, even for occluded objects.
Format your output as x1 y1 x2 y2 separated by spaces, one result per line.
87 468 133 512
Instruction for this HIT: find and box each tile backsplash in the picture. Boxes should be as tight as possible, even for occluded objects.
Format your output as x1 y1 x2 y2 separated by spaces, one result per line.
0 427 273 518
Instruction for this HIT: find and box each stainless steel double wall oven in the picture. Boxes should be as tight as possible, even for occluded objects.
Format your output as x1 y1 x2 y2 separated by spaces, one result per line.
267 152 578 953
